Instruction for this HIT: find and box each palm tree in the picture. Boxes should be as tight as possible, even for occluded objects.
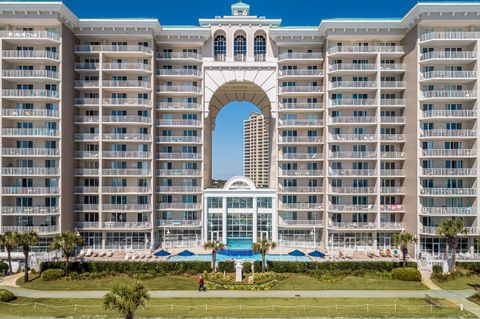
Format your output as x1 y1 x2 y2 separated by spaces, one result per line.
393 232 417 268
437 218 467 272
15 231 38 283
203 241 225 272
104 280 150 319
0 232 17 275
252 239 276 273
50 231 84 276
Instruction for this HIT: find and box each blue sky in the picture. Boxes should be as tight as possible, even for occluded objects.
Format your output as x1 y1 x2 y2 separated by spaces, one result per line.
62 0 479 179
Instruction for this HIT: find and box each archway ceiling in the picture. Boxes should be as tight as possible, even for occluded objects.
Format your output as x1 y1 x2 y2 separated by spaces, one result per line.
209 81 271 122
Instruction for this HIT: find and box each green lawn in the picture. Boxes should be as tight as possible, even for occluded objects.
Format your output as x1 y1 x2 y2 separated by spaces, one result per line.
0 297 472 318
432 275 480 290
18 273 197 291
273 274 426 290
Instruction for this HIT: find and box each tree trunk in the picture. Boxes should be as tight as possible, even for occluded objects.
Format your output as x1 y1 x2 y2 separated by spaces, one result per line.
212 250 216 272
402 247 407 268
7 249 12 275
262 254 266 273
65 254 70 276
450 237 458 272
125 311 134 319
23 252 29 283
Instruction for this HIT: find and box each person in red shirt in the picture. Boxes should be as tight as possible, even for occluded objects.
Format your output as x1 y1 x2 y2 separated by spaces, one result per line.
198 276 206 292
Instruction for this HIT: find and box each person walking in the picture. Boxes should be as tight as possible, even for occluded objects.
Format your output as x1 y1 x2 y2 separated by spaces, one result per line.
198 276 206 292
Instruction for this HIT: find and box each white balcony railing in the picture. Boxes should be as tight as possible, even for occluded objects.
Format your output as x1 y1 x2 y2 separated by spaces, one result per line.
420 129 476 138
420 188 476 196
421 207 476 216
2 187 59 195
422 168 476 176
2 109 59 118
421 71 476 80
156 220 202 226
103 222 152 229
422 149 476 157
329 204 377 212
0 30 60 41
278 203 323 210
420 90 475 99
2 89 59 98
2 206 59 215
3 128 59 137
329 222 376 229
1 225 59 234
2 148 59 157
2 50 59 60
420 51 476 61
102 204 151 211
2 70 59 79
278 52 323 60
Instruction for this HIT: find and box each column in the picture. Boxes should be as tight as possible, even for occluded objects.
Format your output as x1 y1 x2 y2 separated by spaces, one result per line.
272 195 278 243
222 196 228 244
252 197 258 242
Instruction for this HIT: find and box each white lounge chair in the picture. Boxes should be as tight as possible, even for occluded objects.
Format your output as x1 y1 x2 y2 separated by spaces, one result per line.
85 249 92 257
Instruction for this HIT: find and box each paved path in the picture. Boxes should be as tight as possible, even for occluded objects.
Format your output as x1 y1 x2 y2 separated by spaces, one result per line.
421 271 442 290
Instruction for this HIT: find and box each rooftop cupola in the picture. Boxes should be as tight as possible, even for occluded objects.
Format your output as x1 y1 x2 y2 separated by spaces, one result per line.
231 1 250 16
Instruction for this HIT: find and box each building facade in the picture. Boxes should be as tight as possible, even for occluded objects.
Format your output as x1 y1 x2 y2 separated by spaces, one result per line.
0 0 479 258
243 112 269 188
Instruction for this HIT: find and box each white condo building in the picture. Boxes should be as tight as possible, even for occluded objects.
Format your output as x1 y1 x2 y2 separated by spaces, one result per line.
1 0 480 259
244 112 269 188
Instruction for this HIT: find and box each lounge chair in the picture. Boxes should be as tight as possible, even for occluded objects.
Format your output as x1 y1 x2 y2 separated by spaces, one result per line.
85 249 93 257
92 251 99 257
107 251 114 258
78 249 85 258
386 249 393 257
380 249 387 257
99 251 106 257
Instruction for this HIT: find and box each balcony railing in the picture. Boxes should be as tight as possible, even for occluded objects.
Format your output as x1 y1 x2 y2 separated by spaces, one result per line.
278 103 323 110
1 225 59 234
156 119 201 126
380 116 406 124
74 169 99 176
102 204 151 211
75 45 152 54
74 187 99 194
0 30 60 41
103 151 151 158
156 186 203 193
421 71 476 80
328 45 404 54
2 187 59 195
74 151 99 159
73 204 99 211
421 110 477 118
278 69 324 77
422 168 476 176
380 64 405 71
420 51 476 61
380 222 406 230
102 187 150 193
2 109 59 118
279 169 322 177
75 116 99 123
156 153 201 160
156 136 202 143
156 219 202 226
380 81 406 88
329 151 377 159
156 169 202 176
278 86 323 93
102 98 151 106
420 31 480 42
75 98 99 106
278 52 323 60
102 116 151 123
156 203 202 210
380 99 405 106
74 222 99 229
381 187 405 193
329 204 377 212
330 169 376 176
329 63 376 71
379 204 405 212
2 70 59 79
420 226 477 235
103 222 152 229
156 102 202 111
3 128 59 137
420 188 476 196
422 149 476 157
420 129 476 138
103 63 151 71
74 133 99 141
278 203 323 210
2 89 59 98
381 152 405 159
156 52 202 60
279 219 324 226
420 90 475 99
279 153 322 160
380 169 405 176
329 99 376 107
330 187 376 194
102 80 151 88
330 81 376 89
278 119 323 126
421 207 476 216
2 206 59 215
330 116 376 124
102 133 151 141
74 63 99 70
2 167 58 175
156 85 202 93
381 134 405 141
2 148 59 157
329 222 376 229
278 136 323 144
156 69 202 77
102 169 151 176
330 134 376 141
2 50 59 60
278 186 324 193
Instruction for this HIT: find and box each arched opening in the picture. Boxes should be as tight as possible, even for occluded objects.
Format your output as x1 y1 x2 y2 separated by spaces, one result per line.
233 32 247 62
204 81 273 189
253 33 266 62
213 33 226 62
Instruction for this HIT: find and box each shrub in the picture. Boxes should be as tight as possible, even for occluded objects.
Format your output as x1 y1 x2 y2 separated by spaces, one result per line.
0 262 9 274
69 271 79 280
391 267 421 281
218 261 235 273
41 269 64 281
432 265 443 274
266 261 416 274
0 289 15 302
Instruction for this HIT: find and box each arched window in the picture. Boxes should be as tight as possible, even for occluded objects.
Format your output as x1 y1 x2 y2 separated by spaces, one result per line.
214 35 226 61
234 34 247 61
254 35 266 62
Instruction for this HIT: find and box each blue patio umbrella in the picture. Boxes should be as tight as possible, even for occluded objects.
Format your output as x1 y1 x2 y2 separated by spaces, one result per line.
177 250 195 257
155 249 171 257
288 249 306 257
308 250 326 258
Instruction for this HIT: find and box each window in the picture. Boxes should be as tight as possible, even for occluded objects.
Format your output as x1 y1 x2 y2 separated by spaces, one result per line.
234 34 247 61
214 35 226 61
254 35 266 61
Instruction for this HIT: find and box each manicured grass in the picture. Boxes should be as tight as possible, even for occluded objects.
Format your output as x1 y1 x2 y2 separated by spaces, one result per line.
0 297 472 318
18 273 197 291
432 275 480 290
273 274 427 290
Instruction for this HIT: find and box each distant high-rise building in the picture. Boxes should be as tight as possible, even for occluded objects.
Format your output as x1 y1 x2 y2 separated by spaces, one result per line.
243 112 269 187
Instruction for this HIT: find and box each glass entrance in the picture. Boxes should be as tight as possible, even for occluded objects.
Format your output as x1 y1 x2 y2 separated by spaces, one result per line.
345 237 356 249
125 237 132 250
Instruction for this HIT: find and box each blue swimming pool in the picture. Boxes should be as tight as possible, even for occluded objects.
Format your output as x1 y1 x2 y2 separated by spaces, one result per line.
167 253 311 262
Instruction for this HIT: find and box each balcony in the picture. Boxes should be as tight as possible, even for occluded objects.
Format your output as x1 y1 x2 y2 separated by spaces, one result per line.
380 64 405 71
380 99 405 106
102 98 151 106
420 188 476 196
2 50 59 60
420 129 476 138
75 98 99 106
74 63 99 71
156 203 202 210
381 134 405 141
156 85 202 94
2 70 59 79
0 30 60 41
74 133 99 141
422 168 476 176
156 186 203 193
3 128 59 137
329 151 377 159
102 133 151 141
74 169 99 176
2 206 59 215
156 153 202 160
2 148 59 157
102 80 151 89
156 52 203 60
278 69 324 77
74 80 99 88
156 119 201 127
328 45 404 55
156 220 202 226
380 222 406 230
421 110 477 118
74 115 99 123
156 169 202 177
73 204 99 211
156 102 202 111
420 226 477 235
279 219 324 226
278 52 323 60
329 134 376 142
329 99 376 107
278 203 323 210
156 69 202 77
420 71 476 80
277 103 323 111
278 119 323 127
3 108 59 118
379 204 405 212
420 51 476 61
103 151 151 158
74 222 99 229
102 169 151 176
103 63 151 71
420 31 480 42
381 187 405 194
330 81 376 89
278 153 322 160
421 207 476 216
380 116 406 124
278 136 323 144
421 149 476 157
103 222 152 229
102 116 151 124
380 169 405 176
329 204 377 212
74 151 99 159
329 63 376 72
103 187 150 193
2 167 58 176
381 152 405 159
74 187 99 194
102 204 151 211
329 222 376 230
75 45 152 54
278 186 324 193
2 89 59 99
420 90 475 100
329 169 376 177
1 225 59 234
330 116 376 124
329 187 376 194
381 81 406 88
2 187 59 195
278 86 323 94
156 136 202 144
278 169 322 177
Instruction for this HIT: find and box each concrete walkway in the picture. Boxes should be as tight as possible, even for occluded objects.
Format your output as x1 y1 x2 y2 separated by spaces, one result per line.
421 271 442 290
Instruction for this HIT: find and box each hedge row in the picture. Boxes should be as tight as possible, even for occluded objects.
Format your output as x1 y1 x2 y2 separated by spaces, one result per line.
265 261 417 273
40 261 211 275
391 267 421 281
218 261 262 273
457 262 480 273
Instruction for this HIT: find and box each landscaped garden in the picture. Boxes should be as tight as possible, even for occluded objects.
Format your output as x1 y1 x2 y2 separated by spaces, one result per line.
431 263 480 290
